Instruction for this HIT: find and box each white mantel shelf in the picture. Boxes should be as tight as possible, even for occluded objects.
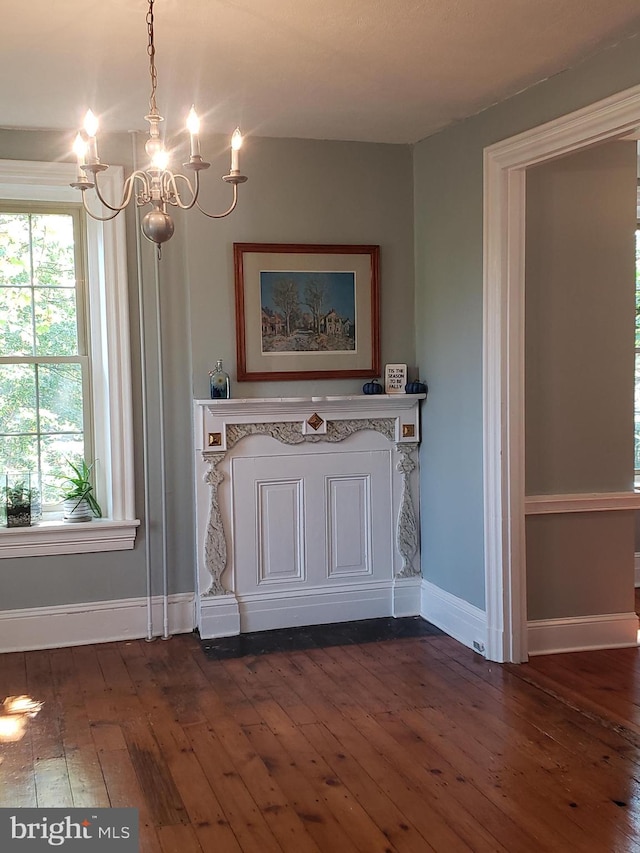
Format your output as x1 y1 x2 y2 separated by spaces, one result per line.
194 393 426 415
192 394 426 639
194 394 426 453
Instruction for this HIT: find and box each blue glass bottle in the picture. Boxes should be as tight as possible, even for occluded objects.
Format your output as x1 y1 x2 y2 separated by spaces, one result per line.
209 359 230 399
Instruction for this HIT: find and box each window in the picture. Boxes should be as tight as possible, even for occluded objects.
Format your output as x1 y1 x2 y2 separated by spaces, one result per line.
636 227 640 483
0 160 138 556
0 204 90 507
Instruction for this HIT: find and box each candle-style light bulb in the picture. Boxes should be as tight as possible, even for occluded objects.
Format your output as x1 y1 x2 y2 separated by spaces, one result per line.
83 110 99 162
231 127 242 172
73 133 86 161
187 106 200 157
187 106 200 135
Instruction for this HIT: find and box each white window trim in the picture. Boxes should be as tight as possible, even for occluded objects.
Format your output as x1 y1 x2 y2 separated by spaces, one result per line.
0 159 139 556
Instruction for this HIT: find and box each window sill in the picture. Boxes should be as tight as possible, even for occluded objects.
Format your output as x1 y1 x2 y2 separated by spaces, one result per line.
0 519 140 558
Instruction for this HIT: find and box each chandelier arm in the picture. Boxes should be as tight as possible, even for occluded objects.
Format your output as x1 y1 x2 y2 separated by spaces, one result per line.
164 172 199 210
92 171 148 212
195 183 239 219
80 193 124 223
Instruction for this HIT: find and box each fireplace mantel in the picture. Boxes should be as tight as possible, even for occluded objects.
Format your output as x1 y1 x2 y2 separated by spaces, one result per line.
193 394 425 638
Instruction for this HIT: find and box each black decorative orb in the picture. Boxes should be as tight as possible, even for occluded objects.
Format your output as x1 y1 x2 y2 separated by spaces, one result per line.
141 209 175 245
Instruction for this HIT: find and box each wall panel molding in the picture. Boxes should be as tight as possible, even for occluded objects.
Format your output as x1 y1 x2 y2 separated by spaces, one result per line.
525 492 640 515
528 612 638 656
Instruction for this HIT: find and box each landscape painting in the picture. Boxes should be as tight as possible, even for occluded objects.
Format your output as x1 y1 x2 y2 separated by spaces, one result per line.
233 243 380 382
260 270 356 354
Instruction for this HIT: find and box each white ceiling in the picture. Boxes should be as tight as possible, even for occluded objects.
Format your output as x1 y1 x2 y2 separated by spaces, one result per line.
4 0 640 145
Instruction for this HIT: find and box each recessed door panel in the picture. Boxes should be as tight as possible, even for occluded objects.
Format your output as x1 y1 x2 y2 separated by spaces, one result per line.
232 450 392 595
257 479 304 584
326 475 371 577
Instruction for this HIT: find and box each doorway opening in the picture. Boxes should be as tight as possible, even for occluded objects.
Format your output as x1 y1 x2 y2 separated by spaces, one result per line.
483 83 640 663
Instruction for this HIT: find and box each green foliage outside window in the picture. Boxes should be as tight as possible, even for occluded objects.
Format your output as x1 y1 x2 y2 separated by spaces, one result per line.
0 209 87 505
635 229 640 473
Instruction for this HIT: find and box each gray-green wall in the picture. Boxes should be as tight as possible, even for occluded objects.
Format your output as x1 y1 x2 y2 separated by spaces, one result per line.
414 32 640 611
524 142 636 620
0 131 415 612
4 27 640 625
525 142 636 496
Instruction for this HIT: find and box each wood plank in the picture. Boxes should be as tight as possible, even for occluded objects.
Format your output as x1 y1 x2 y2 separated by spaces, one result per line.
121 715 189 828
304 643 613 852
157 824 204 853
4 631 640 852
301 720 435 853
0 651 27 696
396 669 640 851
373 711 541 853
191 712 321 853
524 651 640 724
243 720 362 852
246 650 474 851
257 697 400 853
25 650 64 763
145 708 249 853
34 756 73 807
186 649 264 728
98 747 163 853
0 740 36 807
240 651 319 726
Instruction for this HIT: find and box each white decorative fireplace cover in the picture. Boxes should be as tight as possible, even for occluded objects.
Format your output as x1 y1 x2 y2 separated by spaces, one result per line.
193 395 425 638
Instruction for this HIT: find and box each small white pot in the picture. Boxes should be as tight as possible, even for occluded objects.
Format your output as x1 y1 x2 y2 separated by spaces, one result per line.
63 497 93 523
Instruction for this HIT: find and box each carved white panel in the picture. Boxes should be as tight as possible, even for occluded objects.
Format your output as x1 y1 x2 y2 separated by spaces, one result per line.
193 397 423 636
326 475 372 578
257 479 305 585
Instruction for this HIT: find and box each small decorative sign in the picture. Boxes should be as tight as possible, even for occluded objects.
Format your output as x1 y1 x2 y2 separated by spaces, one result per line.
384 363 407 394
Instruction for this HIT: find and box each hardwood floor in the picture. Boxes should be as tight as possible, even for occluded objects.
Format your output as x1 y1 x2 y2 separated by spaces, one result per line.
2 631 640 852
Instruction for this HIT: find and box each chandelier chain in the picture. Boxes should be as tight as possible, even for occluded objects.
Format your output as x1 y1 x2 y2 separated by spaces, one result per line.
71 0 247 250
147 0 158 116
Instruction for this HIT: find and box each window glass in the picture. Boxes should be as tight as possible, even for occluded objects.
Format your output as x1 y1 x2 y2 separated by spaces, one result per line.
0 207 88 506
635 228 640 476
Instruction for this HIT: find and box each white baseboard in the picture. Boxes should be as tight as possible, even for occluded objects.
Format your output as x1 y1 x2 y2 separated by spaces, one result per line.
198 593 241 639
0 593 196 653
392 576 422 617
420 579 487 654
197 578 423 639
528 612 639 656
238 580 395 635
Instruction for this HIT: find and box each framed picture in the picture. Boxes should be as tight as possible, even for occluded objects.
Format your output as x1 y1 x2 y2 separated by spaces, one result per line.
233 243 380 381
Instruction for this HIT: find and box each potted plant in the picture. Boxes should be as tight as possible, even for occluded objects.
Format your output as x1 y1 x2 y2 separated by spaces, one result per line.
61 460 102 523
3 476 41 527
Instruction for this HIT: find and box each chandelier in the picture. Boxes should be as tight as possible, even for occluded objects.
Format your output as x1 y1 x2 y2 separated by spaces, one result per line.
70 0 247 255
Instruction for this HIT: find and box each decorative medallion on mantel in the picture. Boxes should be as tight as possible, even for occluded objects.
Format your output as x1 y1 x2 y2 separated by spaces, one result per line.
307 412 324 431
